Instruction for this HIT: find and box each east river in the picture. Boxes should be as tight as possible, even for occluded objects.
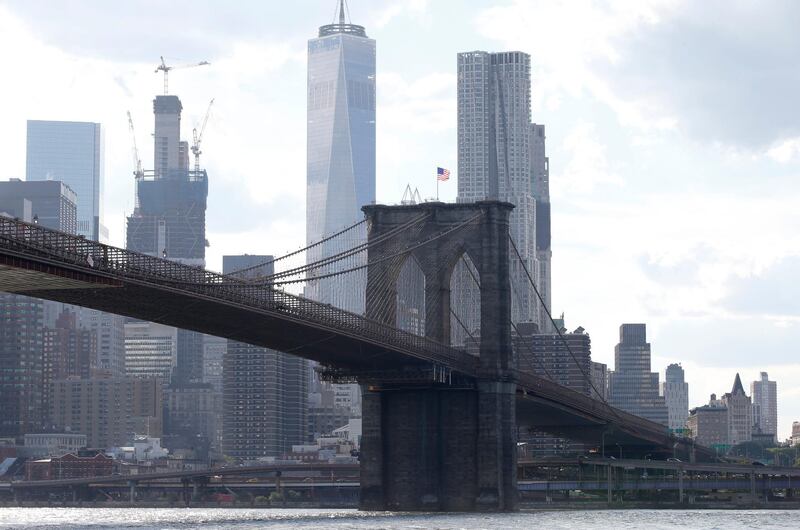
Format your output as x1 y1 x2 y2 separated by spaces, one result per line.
0 508 798 529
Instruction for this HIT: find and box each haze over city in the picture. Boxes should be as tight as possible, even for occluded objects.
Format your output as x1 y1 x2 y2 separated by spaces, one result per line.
1 0 795 439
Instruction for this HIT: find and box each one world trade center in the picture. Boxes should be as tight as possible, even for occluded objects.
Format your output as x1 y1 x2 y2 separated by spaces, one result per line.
306 1 375 315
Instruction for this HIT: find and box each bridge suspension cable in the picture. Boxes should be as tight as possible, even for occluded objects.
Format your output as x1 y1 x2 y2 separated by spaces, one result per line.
223 218 369 279
256 213 430 284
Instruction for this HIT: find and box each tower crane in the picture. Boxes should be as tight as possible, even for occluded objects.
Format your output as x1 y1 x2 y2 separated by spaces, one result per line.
192 98 215 173
155 56 210 95
126 111 143 180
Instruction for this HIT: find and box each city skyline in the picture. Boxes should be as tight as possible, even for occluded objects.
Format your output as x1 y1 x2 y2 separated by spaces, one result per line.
0 1 797 440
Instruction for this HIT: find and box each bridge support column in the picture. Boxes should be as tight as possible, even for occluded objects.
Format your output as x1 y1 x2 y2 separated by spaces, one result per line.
358 380 516 512
475 381 517 511
128 481 136 505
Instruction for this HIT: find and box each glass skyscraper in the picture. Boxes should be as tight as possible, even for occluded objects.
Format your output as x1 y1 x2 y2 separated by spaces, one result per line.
306 7 375 314
26 120 105 241
608 324 669 426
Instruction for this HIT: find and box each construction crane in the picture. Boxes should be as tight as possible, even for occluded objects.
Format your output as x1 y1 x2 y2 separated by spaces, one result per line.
126 111 143 180
192 98 215 173
155 56 210 95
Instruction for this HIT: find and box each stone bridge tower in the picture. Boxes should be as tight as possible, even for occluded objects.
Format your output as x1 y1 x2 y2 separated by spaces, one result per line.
359 200 517 511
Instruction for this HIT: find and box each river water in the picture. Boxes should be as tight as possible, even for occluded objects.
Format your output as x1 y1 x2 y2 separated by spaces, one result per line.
0 509 797 529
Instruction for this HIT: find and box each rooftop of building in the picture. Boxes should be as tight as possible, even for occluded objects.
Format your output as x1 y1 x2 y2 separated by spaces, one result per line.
319 0 367 37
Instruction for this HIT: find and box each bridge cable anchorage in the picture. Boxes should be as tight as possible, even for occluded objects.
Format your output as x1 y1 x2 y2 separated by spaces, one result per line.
508 235 625 425
268 212 485 287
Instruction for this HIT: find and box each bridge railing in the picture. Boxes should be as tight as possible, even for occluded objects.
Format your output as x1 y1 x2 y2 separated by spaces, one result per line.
0 217 476 373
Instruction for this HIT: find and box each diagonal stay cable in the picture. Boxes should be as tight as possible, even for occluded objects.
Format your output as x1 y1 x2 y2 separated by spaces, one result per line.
227 218 368 278
455 253 557 381
508 234 619 418
255 213 431 283
270 212 485 287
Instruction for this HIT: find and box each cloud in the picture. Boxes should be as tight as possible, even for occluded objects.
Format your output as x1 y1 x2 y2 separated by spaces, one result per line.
477 0 800 150
723 256 800 318
554 123 624 194
767 137 800 164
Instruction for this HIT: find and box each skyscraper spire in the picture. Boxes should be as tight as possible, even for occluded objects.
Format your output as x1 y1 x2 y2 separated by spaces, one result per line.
339 0 346 24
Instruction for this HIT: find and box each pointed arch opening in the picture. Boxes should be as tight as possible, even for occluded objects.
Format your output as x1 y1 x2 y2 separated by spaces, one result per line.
449 252 481 353
395 255 425 336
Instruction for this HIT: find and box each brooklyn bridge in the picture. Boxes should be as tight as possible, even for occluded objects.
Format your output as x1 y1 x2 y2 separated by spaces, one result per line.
0 200 711 512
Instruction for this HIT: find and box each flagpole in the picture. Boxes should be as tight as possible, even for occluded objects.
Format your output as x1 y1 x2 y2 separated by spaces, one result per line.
436 171 439 201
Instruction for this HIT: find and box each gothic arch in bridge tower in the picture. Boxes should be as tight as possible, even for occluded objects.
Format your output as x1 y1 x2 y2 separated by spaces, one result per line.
449 251 481 349
394 254 425 336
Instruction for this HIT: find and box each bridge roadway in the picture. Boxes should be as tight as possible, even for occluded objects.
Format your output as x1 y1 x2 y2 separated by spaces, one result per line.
0 217 704 459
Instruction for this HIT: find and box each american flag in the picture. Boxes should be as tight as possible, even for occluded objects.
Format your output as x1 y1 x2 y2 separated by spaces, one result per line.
437 167 451 181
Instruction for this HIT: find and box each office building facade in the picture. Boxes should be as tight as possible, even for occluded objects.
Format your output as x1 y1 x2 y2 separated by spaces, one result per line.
751 372 777 442
608 324 669 425
687 397 729 448
124 321 177 381
590 361 608 401
513 322 592 457
514 322 592 395
26 120 105 241
722 373 753 446
42 309 96 429
0 179 77 437
49 375 162 449
222 255 308 460
660 363 689 433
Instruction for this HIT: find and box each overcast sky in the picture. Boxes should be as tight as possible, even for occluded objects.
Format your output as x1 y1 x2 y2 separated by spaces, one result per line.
0 0 798 440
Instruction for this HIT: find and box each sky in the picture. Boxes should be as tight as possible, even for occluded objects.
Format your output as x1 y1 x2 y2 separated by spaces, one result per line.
0 0 798 440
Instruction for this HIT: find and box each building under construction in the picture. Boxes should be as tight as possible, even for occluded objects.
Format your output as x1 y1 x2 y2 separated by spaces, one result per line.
126 94 208 267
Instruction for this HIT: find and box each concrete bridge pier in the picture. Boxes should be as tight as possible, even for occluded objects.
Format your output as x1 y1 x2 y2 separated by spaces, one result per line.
359 381 516 512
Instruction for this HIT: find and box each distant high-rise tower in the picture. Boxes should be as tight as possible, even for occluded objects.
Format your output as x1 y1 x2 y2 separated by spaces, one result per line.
751 372 777 442
126 94 209 386
126 95 208 267
530 123 551 331
26 120 106 241
0 179 78 437
306 1 375 314
608 324 669 425
723 373 753 446
660 363 689 432
456 50 539 329
222 255 308 459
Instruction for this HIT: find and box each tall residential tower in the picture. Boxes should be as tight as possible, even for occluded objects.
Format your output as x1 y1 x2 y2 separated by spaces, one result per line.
456 51 549 331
